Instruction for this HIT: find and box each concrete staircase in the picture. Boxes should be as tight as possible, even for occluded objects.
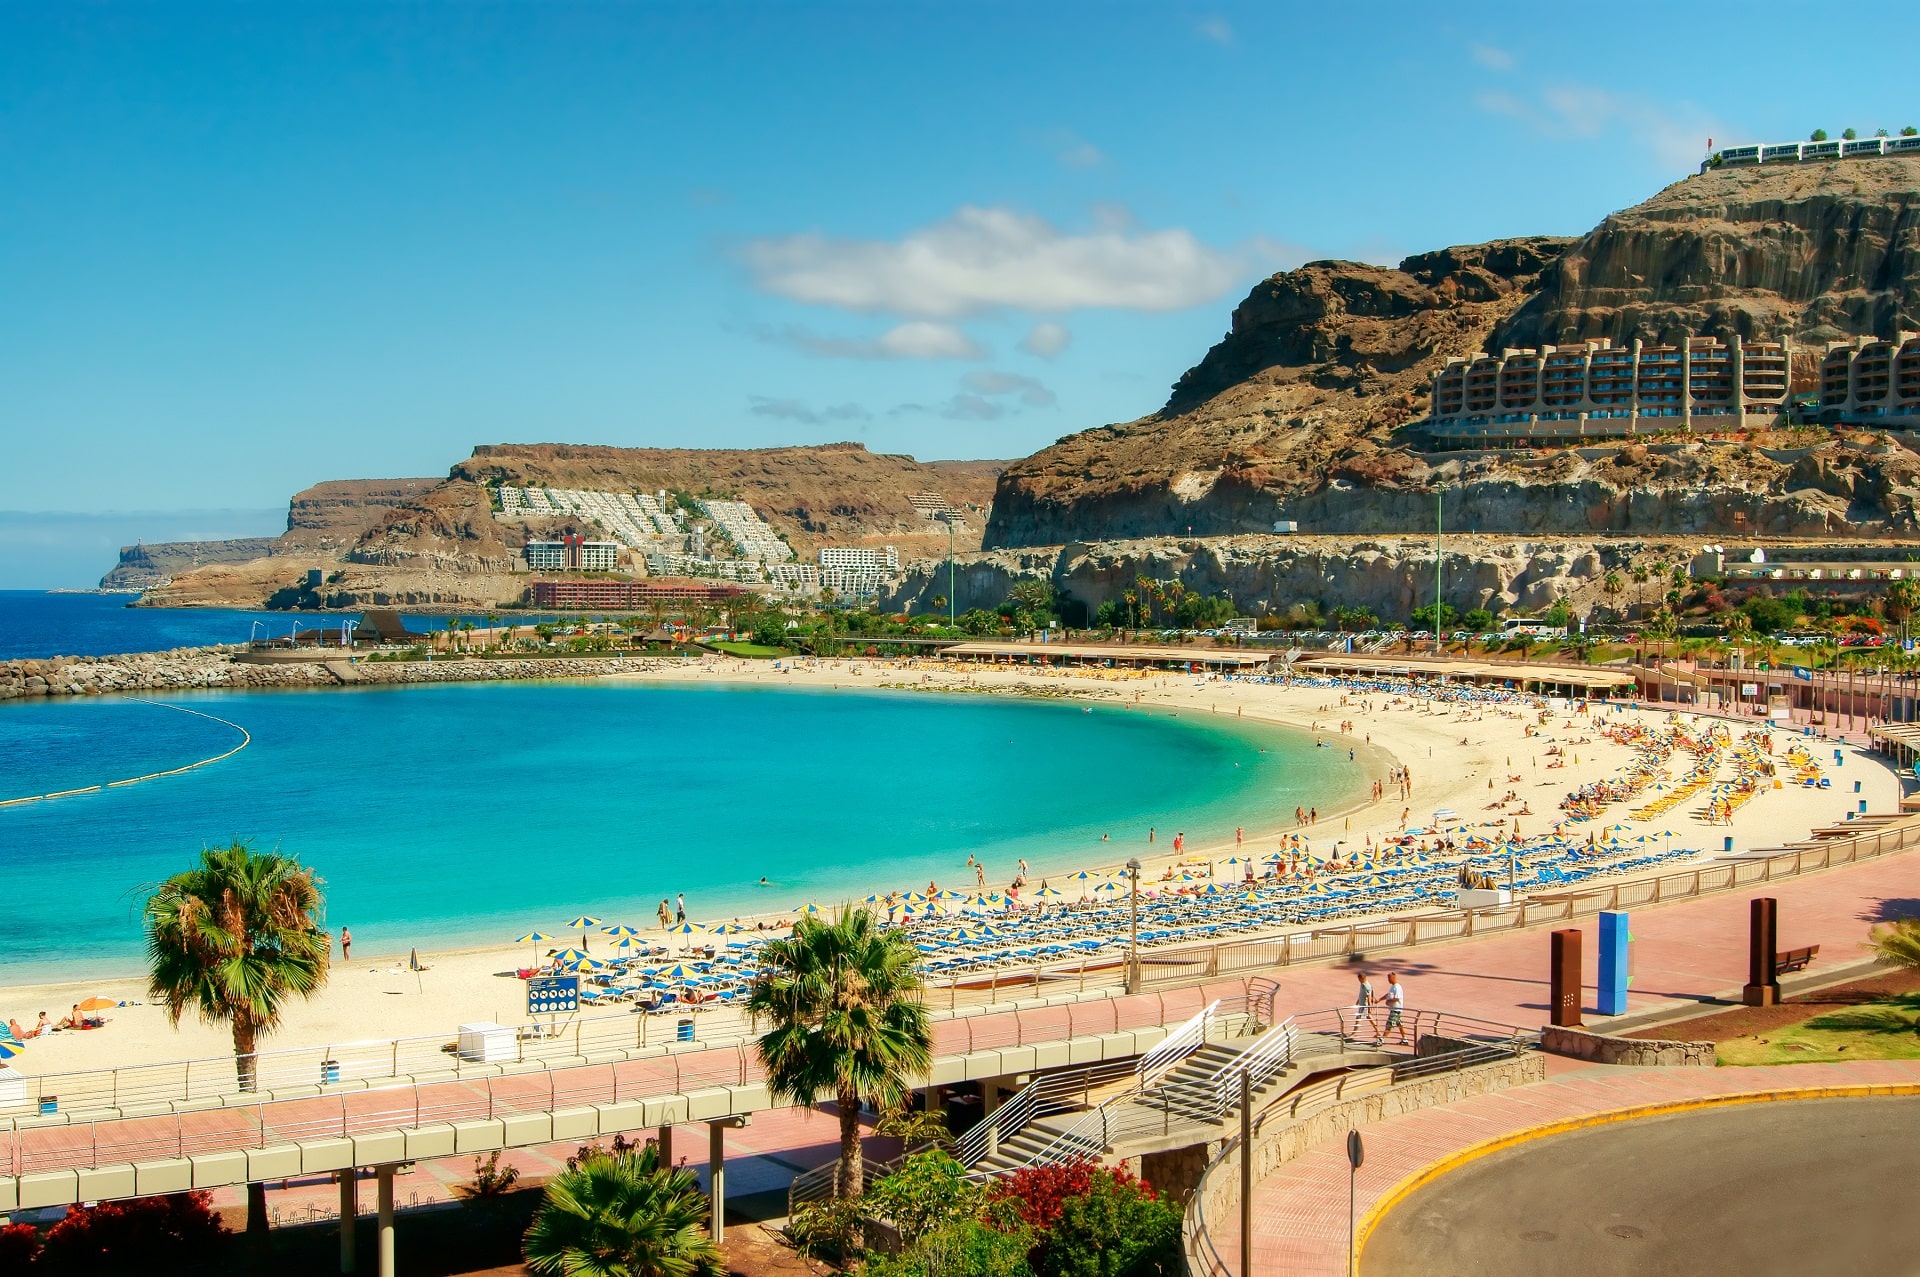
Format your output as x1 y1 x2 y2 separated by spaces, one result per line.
966 1027 1369 1176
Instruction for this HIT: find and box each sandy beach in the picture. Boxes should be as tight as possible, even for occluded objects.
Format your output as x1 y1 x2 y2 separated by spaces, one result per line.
3 655 1900 1079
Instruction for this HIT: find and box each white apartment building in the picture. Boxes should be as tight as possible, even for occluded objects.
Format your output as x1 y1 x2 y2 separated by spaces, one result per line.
525 538 619 572
1428 334 1791 447
817 545 899 574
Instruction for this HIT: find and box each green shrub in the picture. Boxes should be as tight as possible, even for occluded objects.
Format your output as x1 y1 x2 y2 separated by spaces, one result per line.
1033 1171 1181 1277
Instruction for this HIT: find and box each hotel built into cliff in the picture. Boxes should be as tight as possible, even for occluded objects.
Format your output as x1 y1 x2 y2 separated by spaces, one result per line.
1427 334 1790 447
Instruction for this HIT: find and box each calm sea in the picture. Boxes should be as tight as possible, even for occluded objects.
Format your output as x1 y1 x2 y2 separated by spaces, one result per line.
0 681 1364 980
0 590 487 661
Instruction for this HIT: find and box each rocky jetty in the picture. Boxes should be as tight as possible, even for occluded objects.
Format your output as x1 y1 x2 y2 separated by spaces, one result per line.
0 649 682 700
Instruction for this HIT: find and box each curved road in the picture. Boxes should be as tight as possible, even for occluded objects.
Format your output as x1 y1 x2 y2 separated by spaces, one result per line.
1365 1095 1920 1275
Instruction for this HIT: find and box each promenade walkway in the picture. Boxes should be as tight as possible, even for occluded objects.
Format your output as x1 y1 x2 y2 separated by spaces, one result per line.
0 979 1251 1212
1264 839 1920 1028
1215 1060 1920 1276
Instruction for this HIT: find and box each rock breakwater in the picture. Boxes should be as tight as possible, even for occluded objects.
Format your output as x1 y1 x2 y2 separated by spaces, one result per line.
0 648 683 700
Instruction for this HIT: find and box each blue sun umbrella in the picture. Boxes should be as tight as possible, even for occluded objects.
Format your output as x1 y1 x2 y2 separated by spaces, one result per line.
564 916 602 950
0 1038 26 1060
602 924 643 939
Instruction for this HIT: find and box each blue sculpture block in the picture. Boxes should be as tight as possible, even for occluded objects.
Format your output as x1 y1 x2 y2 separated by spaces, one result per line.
1597 910 1630 1016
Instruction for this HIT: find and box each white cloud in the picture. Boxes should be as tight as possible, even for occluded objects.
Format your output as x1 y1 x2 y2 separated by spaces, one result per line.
1037 128 1105 169
740 205 1245 319
890 369 1057 422
747 397 871 425
1197 16 1233 44
1473 81 1721 170
876 322 984 360
760 321 984 361
1470 43 1515 71
1019 321 1072 359
962 369 1056 408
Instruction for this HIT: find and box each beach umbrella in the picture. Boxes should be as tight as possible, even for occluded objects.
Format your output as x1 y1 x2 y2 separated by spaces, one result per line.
1032 886 1064 899
799 902 825 915
0 1039 23 1061
77 997 116 1013
602 924 643 939
1071 870 1097 881
516 931 556 945
659 964 696 982
564 916 602 950
567 957 609 972
550 948 588 965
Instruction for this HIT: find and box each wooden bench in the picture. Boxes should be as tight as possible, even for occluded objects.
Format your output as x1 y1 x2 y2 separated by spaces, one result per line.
1775 945 1820 974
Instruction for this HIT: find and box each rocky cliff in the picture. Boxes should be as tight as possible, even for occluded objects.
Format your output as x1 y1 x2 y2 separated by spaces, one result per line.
885 534 1691 625
277 478 442 554
986 158 1920 550
453 442 1001 557
1496 158 1920 353
98 538 278 590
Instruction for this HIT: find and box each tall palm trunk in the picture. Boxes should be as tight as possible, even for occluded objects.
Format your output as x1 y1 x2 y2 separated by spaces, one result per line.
234 1014 270 1244
836 1085 863 1200
233 1013 259 1093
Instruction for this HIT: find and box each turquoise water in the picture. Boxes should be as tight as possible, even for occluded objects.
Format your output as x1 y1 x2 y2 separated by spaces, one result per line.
0 682 1363 980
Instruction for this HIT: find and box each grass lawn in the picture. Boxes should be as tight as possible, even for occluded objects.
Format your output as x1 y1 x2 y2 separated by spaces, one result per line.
1716 992 1920 1065
708 640 788 659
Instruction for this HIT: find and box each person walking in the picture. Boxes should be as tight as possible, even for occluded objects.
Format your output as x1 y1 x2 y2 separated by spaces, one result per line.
675 894 687 925
1384 971 1408 1046
1353 970 1378 1042
340 926 351 962
657 899 672 931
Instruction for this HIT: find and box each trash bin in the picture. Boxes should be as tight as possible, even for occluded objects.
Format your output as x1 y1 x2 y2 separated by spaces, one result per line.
39 1096 57 1115
676 1018 695 1043
321 1059 340 1085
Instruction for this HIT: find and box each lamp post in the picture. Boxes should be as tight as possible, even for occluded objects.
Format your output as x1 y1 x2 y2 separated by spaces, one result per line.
1125 857 1143 994
940 512 957 627
1433 483 1445 656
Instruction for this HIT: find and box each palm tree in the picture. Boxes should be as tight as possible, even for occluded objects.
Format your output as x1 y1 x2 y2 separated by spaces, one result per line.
1603 571 1626 615
145 841 331 1240
523 1142 723 1277
748 908 931 1201
1869 917 1920 971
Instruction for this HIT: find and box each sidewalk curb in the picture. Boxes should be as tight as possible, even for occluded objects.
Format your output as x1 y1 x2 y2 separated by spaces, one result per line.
1354 1080 1920 1261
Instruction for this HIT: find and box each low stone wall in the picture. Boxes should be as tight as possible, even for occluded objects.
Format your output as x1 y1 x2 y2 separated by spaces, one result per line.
1540 1024 1715 1066
0 649 683 699
1184 1052 1546 1276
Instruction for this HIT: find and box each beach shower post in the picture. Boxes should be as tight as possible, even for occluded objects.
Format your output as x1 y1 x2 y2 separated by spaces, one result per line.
1125 857 1142 993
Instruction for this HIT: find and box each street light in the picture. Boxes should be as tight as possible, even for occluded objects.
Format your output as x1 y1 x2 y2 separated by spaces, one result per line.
1125 857 1143 994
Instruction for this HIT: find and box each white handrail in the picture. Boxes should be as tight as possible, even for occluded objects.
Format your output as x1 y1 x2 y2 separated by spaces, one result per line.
1136 999 1219 1090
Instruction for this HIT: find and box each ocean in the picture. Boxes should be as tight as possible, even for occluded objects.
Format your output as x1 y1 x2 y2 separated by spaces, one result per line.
0 680 1363 980
0 590 480 661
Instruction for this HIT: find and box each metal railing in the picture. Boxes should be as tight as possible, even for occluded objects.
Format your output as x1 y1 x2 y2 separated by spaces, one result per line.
5 984 1256 1182
1182 1009 1535 1277
951 1060 1137 1170
1005 1013 1295 1175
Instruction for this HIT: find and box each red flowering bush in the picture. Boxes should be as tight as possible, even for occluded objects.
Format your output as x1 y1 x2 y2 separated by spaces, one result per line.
988 1157 1153 1231
0 1221 40 1266
35 1191 228 1271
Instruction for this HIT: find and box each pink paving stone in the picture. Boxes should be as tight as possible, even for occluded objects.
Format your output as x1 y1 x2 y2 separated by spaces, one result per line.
1266 844 1920 1028
1226 1060 1920 1277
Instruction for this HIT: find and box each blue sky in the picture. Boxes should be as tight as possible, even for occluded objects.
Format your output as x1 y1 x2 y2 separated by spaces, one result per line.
5 2 1920 585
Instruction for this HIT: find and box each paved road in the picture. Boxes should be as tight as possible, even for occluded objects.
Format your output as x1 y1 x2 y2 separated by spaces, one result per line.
1365 1095 1920 1275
